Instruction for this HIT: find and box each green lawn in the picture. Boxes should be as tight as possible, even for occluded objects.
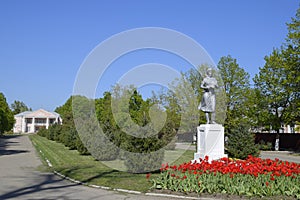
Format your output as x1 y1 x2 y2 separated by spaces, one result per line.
29 134 194 192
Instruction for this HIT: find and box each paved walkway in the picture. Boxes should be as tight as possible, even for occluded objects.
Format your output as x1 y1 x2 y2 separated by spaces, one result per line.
260 151 300 164
0 135 204 200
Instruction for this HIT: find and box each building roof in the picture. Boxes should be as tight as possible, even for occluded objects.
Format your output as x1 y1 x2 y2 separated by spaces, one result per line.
15 109 60 118
15 111 32 117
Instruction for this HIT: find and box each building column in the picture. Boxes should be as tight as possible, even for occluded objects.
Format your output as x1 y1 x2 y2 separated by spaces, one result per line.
21 117 26 133
32 117 35 133
46 118 49 129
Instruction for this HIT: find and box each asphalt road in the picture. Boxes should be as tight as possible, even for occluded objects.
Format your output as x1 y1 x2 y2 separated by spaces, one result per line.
260 151 300 164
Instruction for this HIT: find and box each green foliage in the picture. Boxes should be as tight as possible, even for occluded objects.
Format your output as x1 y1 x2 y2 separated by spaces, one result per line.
0 93 14 134
217 55 252 134
108 86 168 171
75 136 89 155
37 122 89 155
37 127 48 137
158 118 177 150
95 92 117 132
39 89 178 168
254 49 290 133
59 126 77 150
124 151 164 173
10 100 31 115
89 136 119 160
80 119 119 161
226 124 260 160
37 95 90 155
286 7 300 46
258 140 273 151
3 130 14 135
73 95 120 161
153 89 182 128
94 86 179 171
55 96 74 124
168 71 200 132
244 88 270 132
253 6 300 132
283 7 300 125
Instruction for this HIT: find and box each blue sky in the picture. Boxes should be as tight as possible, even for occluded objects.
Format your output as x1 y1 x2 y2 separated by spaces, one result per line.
0 0 299 111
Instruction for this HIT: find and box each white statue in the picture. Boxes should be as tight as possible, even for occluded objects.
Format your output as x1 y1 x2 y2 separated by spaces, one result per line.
198 68 218 124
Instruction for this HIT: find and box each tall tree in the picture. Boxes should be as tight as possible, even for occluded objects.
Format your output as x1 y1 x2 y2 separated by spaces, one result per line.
169 71 200 132
54 96 89 154
217 55 251 133
95 92 117 133
283 6 300 125
254 6 300 132
254 49 291 133
245 88 270 132
55 96 75 126
286 7 300 50
217 56 260 157
151 88 181 132
0 93 14 134
11 100 31 115
109 85 166 172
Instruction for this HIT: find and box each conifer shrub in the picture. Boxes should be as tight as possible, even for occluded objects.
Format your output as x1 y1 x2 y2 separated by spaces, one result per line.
226 124 260 160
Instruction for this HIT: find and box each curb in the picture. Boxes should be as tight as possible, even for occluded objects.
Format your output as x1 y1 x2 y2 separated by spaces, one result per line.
145 193 213 200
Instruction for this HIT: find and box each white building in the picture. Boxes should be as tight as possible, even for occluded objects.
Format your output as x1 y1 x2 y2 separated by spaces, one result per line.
13 109 62 133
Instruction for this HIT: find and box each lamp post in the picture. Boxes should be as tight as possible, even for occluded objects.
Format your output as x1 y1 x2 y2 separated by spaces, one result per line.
274 107 283 151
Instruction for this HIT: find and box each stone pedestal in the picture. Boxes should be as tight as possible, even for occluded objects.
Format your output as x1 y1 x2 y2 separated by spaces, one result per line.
193 124 227 162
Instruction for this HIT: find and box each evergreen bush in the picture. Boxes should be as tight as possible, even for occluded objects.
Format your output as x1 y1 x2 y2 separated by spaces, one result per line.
88 133 119 160
258 140 273 151
119 130 165 173
59 126 78 150
123 150 164 173
37 127 48 137
76 136 89 155
226 124 260 159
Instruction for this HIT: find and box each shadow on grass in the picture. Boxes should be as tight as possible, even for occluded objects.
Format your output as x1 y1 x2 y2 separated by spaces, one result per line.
55 165 160 192
58 166 120 182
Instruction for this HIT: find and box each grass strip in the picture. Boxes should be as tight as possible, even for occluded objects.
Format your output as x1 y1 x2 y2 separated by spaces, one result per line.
29 134 193 192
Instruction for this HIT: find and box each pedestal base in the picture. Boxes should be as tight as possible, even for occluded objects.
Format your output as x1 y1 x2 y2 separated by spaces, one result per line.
193 124 227 163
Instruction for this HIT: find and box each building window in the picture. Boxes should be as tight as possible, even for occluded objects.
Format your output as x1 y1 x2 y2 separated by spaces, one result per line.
26 118 32 124
35 118 46 124
49 118 56 124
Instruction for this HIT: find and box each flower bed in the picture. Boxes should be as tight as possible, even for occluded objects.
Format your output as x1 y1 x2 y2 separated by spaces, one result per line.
151 156 300 199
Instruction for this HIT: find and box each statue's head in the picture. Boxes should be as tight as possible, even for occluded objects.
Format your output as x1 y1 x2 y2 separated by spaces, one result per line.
206 68 213 77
